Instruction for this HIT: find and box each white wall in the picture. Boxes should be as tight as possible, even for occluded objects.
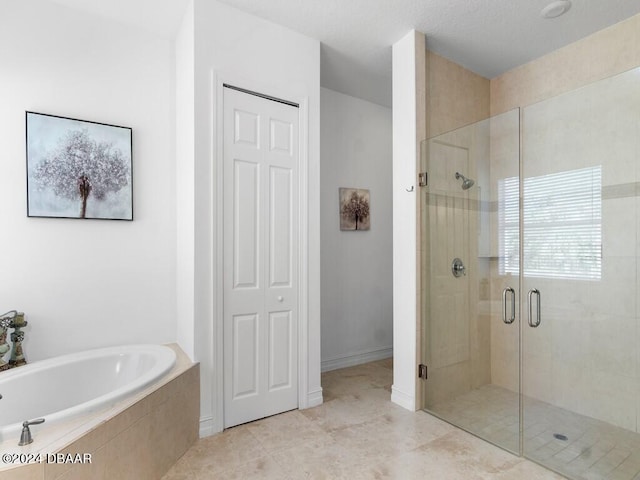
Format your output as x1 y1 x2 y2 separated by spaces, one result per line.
320 88 393 371
0 0 176 360
174 0 322 435
175 0 196 360
3 0 320 438
391 31 425 411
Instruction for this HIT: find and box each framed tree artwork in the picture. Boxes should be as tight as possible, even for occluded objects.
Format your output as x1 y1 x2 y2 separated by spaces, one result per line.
339 187 370 231
26 111 133 220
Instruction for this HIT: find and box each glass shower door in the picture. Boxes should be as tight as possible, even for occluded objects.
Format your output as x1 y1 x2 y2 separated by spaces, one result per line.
521 67 640 479
421 109 520 454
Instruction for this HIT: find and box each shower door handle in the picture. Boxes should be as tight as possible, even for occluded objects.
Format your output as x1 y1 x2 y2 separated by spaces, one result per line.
528 288 541 327
502 287 515 324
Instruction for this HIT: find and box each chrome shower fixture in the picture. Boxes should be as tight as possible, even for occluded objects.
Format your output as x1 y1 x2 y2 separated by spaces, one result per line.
455 172 475 190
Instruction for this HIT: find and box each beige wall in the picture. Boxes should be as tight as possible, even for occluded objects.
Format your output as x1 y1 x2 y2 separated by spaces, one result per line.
421 50 491 408
491 14 640 114
488 13 640 432
423 13 640 429
426 51 490 138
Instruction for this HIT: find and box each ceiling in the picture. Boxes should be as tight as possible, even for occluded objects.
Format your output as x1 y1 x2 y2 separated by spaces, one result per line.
49 0 640 107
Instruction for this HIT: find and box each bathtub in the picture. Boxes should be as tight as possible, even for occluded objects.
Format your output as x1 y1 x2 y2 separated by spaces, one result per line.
0 344 176 443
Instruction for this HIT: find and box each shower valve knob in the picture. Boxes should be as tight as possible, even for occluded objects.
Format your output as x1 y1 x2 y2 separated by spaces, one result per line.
451 258 466 277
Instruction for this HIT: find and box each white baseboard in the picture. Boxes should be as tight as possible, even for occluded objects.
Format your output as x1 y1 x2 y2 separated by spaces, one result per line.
321 346 393 372
306 388 323 408
391 385 416 411
199 416 219 438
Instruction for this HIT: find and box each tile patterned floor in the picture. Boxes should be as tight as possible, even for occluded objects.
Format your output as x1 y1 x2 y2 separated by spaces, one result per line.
431 385 640 480
162 359 562 479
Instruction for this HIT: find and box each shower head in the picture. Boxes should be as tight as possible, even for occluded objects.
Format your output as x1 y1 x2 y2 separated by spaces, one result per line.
455 172 475 190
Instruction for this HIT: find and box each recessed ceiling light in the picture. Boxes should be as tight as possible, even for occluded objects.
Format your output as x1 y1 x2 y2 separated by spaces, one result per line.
541 0 572 19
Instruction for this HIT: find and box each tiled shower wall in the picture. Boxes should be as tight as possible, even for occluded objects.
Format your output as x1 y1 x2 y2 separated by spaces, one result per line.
421 51 491 408
490 15 640 118
488 13 640 432
520 72 639 432
422 14 640 426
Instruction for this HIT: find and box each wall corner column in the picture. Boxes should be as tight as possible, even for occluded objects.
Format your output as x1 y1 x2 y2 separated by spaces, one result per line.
391 30 426 411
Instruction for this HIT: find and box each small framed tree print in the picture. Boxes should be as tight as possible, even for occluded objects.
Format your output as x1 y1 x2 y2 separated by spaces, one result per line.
339 187 370 231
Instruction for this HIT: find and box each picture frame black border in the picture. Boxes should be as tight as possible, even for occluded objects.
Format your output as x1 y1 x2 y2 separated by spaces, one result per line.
25 111 134 221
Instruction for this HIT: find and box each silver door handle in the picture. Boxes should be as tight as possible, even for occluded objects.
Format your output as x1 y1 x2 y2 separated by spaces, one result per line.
528 288 541 327
502 287 515 324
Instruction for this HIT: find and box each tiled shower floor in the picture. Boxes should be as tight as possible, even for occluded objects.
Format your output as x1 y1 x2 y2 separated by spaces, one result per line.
430 385 640 480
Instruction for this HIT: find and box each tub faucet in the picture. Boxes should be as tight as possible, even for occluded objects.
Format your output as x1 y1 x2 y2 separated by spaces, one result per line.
18 418 45 446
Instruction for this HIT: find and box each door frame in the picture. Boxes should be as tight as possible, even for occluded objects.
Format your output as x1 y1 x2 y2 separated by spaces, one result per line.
212 70 311 432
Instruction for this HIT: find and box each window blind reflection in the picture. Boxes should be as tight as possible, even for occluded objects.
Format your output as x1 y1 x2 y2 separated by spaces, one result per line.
499 166 602 280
